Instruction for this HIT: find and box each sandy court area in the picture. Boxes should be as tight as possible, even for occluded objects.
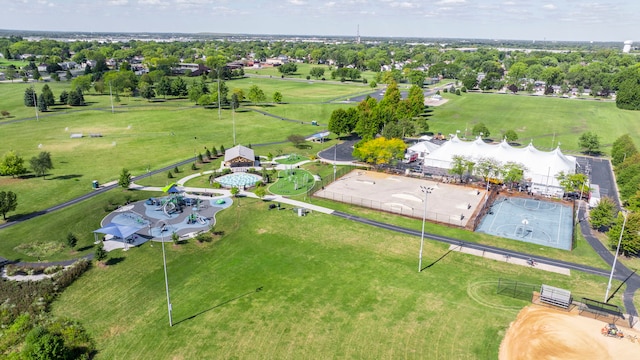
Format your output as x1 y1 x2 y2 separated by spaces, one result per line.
500 306 640 360
425 97 449 106
315 169 486 227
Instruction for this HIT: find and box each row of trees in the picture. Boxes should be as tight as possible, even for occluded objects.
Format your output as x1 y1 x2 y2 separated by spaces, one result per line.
328 81 426 141
24 85 85 109
0 151 53 178
449 155 527 187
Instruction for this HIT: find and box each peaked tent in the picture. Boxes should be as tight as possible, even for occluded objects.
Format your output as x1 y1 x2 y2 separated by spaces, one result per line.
94 222 141 240
423 135 576 196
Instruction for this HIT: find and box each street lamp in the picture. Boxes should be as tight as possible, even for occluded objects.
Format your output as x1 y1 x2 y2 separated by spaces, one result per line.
418 186 433 272
156 219 173 326
605 211 627 303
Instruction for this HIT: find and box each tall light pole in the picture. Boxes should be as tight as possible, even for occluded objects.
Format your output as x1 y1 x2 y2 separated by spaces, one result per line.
418 186 433 272
333 143 337 182
605 211 627 303
156 219 173 327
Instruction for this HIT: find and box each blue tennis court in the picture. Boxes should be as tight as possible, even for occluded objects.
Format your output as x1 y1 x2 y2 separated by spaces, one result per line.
476 196 574 250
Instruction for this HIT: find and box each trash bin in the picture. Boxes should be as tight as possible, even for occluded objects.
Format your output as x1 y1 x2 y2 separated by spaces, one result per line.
92 180 99 189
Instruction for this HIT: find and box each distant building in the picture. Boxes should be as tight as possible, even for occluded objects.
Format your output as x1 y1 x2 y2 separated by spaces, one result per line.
623 40 633 53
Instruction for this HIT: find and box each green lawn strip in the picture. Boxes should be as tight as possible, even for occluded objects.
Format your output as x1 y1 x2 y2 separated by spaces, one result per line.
231 76 369 103
431 92 640 154
0 189 160 261
246 103 352 125
268 169 314 196
51 198 615 359
307 196 609 270
275 154 309 164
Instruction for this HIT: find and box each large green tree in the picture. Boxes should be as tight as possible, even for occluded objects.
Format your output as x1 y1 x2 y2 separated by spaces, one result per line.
472 123 490 138
0 190 18 220
589 197 617 230
118 168 131 189
278 62 297 75
29 151 53 178
578 131 600 155
607 211 640 256
611 134 638 166
0 150 27 177
352 137 406 166
247 85 266 103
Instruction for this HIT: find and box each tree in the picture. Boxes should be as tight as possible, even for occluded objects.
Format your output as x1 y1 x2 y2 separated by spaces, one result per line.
607 211 640 257
156 76 173 98
589 197 617 231
22 326 69 360
406 85 425 118
37 93 48 112
254 186 267 199
118 168 131 189
287 134 307 148
449 155 469 181
24 87 37 107
94 241 107 262
230 93 240 110
29 151 53 178
66 232 78 249
0 150 27 177
475 157 502 182
352 137 406 166
65 69 72 81
32 67 41 81
67 87 85 106
41 84 55 106
278 62 297 76
247 85 266 103
171 77 188 97
615 78 640 110
140 83 156 101
0 190 18 220
59 90 69 104
556 171 589 196
504 129 519 142
472 123 490 138
461 72 478 90
71 74 92 93
502 162 527 188
328 108 354 137
230 186 240 197
309 67 325 79
273 91 283 103
611 134 638 166
578 131 600 155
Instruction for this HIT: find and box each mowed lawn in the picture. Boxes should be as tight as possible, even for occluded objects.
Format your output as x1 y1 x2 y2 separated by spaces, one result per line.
430 92 640 154
52 199 615 359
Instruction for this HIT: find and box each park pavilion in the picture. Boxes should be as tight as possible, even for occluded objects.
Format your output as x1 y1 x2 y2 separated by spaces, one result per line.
224 145 257 168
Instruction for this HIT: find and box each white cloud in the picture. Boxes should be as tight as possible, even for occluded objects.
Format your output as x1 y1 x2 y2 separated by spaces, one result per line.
288 0 307 5
390 2 420 9
542 4 556 10
436 0 466 4
108 0 129 5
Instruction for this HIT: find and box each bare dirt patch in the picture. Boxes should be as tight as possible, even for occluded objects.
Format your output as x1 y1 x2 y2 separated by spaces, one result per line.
500 306 640 360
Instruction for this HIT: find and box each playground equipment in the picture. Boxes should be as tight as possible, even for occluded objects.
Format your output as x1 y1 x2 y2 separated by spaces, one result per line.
187 213 207 225
601 324 624 339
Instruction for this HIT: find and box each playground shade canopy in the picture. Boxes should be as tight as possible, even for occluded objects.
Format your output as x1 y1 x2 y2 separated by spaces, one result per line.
162 183 182 193
93 222 141 239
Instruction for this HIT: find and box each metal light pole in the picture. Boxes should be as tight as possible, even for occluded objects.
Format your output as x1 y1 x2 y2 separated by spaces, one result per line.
333 143 337 182
605 211 627 303
156 219 173 326
418 186 433 272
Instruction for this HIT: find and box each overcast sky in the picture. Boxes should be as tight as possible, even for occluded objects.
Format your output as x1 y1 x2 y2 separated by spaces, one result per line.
3 0 637 42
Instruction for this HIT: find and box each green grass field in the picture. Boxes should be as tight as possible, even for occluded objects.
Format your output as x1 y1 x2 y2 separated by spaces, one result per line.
431 92 640 154
51 198 619 359
2 75 639 358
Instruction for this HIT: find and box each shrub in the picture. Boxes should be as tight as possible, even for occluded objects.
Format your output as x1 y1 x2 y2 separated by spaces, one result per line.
167 171 174 179
306 75 310 80
191 163 197 171
173 166 180 174
211 182 222 189
44 265 63 275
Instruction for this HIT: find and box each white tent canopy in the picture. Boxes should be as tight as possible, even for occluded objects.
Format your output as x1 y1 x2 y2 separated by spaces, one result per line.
407 141 441 159
423 135 576 195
